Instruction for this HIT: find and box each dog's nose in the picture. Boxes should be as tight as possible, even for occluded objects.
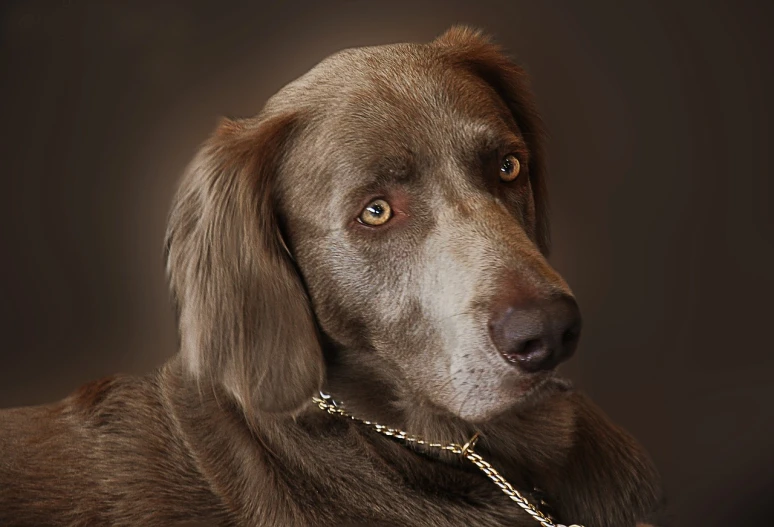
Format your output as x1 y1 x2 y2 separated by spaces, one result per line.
488 295 582 372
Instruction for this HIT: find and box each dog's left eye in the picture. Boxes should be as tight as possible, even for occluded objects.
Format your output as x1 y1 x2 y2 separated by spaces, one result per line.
358 199 393 226
499 154 521 182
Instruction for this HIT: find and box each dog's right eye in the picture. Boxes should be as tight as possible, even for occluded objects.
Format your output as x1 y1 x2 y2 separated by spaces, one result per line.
499 154 521 182
358 199 393 226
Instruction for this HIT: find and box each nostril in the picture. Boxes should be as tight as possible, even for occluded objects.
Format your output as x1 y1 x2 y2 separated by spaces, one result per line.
515 339 543 360
509 339 553 372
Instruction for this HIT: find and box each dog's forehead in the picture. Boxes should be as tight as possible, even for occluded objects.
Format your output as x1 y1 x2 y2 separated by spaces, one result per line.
341 49 507 136
276 42 511 138
295 45 513 165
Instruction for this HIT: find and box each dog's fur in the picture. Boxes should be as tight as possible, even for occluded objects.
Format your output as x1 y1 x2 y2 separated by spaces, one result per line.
0 28 667 526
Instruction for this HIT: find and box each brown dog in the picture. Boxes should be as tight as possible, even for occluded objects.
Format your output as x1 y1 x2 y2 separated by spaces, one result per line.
0 27 667 526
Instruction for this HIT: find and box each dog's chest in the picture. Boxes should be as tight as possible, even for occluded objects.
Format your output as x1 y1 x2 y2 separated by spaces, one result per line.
326 486 545 527
278 424 555 526
290 458 548 527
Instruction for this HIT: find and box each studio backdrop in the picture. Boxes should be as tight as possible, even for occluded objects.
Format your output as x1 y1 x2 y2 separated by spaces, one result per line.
1 1 772 525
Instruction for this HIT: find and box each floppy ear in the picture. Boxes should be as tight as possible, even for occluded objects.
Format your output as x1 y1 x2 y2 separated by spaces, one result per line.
433 26 551 254
165 112 323 414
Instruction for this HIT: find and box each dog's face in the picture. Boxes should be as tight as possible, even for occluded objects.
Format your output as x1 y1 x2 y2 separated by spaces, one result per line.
165 27 580 425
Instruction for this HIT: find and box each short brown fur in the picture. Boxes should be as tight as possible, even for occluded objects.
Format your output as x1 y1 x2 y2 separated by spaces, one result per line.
0 27 667 526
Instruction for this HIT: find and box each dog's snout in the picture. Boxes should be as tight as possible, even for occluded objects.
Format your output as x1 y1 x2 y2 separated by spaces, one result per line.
489 295 581 372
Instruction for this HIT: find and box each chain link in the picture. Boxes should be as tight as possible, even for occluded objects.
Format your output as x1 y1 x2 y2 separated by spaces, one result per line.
313 393 584 527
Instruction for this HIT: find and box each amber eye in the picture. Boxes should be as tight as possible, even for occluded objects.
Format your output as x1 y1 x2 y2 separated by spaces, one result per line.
500 154 521 182
358 199 392 226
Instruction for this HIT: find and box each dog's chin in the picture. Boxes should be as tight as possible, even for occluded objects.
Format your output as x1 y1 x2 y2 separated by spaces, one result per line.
509 372 570 409
452 371 566 424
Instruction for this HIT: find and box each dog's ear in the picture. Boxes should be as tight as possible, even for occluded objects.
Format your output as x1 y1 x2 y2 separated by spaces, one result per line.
165 112 323 414
433 26 550 254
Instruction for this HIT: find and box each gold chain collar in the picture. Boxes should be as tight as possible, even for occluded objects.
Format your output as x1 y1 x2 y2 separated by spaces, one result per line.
313 392 584 527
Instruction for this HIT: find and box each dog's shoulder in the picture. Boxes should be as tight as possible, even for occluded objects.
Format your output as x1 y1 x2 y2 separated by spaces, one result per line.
0 372 229 526
543 390 670 526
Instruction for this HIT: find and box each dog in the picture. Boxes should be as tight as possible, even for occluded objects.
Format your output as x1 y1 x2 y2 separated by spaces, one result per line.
0 27 667 526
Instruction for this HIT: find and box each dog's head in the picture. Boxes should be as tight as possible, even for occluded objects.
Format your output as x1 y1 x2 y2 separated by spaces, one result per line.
165 27 580 424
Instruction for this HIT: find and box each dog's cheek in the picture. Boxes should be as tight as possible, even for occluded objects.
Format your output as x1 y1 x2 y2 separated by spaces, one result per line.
293 231 417 354
289 234 366 349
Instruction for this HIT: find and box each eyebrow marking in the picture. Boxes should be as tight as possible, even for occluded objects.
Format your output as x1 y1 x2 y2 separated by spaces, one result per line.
341 155 418 210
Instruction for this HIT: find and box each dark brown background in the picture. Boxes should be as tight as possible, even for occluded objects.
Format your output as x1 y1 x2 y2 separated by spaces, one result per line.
1 1 772 525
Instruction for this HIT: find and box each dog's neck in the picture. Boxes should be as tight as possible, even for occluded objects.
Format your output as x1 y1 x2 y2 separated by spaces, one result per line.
321 361 577 481
160 356 580 524
304 380 581 524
